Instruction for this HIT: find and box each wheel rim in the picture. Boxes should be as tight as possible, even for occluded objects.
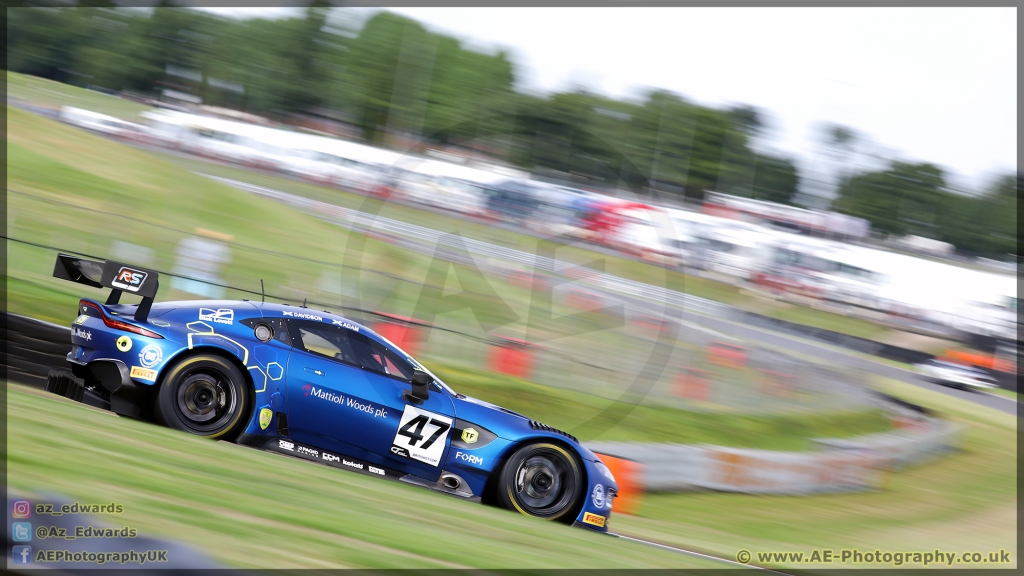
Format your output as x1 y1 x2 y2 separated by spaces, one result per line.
175 370 238 432
511 448 578 516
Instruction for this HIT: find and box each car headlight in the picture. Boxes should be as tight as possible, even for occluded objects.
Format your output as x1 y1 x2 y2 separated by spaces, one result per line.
594 460 616 482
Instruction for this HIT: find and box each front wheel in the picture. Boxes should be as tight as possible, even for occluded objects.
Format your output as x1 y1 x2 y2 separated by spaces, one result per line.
154 354 250 440
497 442 584 524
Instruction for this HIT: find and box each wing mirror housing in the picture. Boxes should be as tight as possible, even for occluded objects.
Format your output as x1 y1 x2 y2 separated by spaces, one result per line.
403 369 433 404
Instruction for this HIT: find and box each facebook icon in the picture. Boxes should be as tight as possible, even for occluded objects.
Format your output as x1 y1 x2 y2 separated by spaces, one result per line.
12 545 32 564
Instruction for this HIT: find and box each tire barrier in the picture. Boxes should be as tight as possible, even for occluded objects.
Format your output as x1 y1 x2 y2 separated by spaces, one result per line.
3 312 73 389
587 394 963 496
732 310 936 365
813 420 966 472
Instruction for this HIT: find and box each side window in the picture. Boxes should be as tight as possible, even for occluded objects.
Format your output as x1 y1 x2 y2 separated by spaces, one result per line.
288 320 415 382
290 321 358 365
347 331 415 382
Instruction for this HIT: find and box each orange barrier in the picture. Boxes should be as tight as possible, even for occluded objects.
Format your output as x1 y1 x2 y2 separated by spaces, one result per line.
565 289 602 311
674 368 711 401
943 349 1014 373
707 341 748 369
509 270 546 290
371 314 424 357
594 453 644 516
634 315 670 335
488 338 535 380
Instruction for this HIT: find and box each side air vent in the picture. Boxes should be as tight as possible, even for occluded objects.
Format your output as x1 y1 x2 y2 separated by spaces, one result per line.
529 420 578 443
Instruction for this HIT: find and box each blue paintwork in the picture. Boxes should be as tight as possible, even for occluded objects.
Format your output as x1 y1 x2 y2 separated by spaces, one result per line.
69 298 618 531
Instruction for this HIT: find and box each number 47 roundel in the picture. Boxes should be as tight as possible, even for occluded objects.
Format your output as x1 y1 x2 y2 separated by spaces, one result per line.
390 405 453 467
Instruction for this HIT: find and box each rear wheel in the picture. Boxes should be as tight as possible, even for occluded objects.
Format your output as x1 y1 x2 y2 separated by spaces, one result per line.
497 442 584 523
154 354 250 440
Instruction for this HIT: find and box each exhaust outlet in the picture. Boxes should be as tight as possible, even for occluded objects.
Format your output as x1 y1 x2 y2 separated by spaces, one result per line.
441 475 461 490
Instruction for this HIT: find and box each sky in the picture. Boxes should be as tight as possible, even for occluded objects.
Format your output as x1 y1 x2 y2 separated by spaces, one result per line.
197 7 1016 194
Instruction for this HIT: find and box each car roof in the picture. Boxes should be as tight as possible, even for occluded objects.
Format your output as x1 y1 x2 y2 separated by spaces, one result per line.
154 299 380 345
254 301 370 329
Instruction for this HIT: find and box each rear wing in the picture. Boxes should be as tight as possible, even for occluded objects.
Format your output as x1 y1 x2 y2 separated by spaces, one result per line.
53 253 160 322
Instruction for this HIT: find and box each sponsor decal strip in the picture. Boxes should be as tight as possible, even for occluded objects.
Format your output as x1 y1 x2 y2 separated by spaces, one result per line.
268 439 400 479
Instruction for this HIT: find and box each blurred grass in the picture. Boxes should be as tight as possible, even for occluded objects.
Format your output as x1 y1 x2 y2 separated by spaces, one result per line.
5 103 531 334
984 387 1018 400
611 376 1018 570
5 384 722 569
6 69 900 345
429 364 892 450
751 302 889 341
7 70 154 120
6 103 887 443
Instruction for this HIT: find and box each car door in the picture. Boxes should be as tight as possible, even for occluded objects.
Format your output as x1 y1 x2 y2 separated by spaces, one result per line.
284 319 456 481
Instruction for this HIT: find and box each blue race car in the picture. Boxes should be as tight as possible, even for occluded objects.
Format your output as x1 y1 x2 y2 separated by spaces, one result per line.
46 254 617 531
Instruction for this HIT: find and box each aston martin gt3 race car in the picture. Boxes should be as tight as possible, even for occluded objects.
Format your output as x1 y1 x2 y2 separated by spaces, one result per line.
45 254 617 530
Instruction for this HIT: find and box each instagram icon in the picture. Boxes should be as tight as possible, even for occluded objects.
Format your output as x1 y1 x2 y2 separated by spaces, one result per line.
12 500 31 518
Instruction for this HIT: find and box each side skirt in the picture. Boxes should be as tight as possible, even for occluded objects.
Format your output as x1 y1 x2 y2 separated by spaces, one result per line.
236 434 481 503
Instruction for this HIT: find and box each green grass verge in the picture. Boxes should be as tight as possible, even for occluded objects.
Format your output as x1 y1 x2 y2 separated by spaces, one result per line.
753 302 890 341
610 375 1018 570
431 364 891 450
983 387 1018 400
8 71 154 120
5 384 722 569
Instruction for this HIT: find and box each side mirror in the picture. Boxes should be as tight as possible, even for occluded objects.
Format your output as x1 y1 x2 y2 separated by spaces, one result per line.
403 369 432 404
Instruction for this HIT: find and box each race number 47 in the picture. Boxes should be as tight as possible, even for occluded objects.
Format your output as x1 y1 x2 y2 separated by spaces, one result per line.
390 405 452 467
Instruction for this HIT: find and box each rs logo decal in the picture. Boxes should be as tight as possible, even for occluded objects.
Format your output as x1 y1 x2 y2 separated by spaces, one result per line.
111 267 148 292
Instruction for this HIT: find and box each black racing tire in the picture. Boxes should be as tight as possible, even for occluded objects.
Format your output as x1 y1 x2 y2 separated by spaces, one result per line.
497 442 584 524
154 354 250 441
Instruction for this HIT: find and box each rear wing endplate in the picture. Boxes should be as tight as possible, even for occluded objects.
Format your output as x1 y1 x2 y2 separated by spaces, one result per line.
53 253 160 323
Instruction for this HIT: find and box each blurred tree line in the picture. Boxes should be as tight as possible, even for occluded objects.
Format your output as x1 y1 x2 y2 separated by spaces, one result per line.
7 5 1016 258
